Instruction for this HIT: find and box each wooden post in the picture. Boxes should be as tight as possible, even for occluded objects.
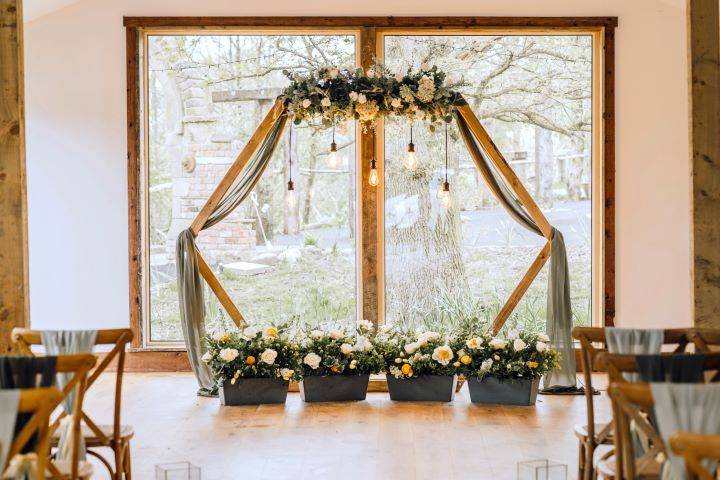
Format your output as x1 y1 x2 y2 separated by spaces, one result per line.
359 26 379 327
688 0 720 329
0 0 28 353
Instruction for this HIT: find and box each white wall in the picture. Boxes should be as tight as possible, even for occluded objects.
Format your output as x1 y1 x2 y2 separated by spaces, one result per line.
24 0 691 330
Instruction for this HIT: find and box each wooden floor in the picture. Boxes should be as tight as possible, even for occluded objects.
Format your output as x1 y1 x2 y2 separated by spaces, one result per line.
83 373 610 480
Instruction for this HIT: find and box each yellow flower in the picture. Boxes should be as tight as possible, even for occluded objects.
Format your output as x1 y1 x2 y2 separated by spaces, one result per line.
527 361 539 369
331 365 341 373
219 333 230 343
453 361 461 367
263 326 278 338
246 356 256 365
401 364 413 377
460 355 472 365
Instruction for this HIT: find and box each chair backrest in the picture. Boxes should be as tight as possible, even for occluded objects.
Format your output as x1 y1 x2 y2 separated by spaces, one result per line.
3 387 62 478
689 329 720 353
12 328 133 450
596 351 720 384
608 382 662 480
571 327 692 444
670 432 720 480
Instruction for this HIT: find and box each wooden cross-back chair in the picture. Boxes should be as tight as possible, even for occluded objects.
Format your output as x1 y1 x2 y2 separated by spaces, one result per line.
598 352 720 480
12 328 134 480
669 432 720 480
571 327 691 480
2 387 62 479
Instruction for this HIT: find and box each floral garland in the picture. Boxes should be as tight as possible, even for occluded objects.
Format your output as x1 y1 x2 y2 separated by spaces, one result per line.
281 63 464 128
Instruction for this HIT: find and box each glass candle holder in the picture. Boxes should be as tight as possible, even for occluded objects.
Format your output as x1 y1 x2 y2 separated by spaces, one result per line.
155 462 201 480
517 459 567 480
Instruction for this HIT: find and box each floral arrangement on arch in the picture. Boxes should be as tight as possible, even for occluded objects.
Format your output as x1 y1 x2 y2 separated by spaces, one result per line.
458 330 559 380
282 63 464 128
203 324 300 384
375 327 464 379
298 320 384 376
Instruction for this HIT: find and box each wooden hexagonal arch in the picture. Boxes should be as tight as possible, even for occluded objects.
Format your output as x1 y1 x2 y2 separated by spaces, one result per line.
189 98 554 335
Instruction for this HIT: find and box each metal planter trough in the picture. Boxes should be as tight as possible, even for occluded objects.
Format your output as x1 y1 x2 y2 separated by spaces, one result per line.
386 374 458 402
467 377 540 406
219 378 289 406
299 374 370 402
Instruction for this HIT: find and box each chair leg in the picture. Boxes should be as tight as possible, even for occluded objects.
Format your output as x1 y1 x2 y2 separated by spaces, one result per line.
584 442 595 480
578 440 586 480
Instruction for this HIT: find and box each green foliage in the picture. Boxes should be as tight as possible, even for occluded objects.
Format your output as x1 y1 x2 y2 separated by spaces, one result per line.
296 321 383 376
302 234 319 247
204 324 300 383
457 331 559 380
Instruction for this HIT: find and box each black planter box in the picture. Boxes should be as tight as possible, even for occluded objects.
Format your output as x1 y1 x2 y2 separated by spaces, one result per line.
386 374 457 402
299 374 370 402
219 378 289 406
467 377 540 406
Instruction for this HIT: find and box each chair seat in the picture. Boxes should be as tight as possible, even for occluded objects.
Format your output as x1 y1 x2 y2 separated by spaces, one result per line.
574 422 615 443
3 459 93 479
51 424 134 447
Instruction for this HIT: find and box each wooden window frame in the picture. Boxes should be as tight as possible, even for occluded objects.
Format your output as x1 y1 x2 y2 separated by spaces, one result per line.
124 16 617 366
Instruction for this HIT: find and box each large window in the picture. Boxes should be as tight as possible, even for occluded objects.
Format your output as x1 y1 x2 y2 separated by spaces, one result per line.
382 34 595 332
144 33 358 343
130 19 612 349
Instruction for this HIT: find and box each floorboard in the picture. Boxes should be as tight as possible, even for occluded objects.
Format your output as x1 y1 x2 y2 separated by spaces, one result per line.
82 373 609 480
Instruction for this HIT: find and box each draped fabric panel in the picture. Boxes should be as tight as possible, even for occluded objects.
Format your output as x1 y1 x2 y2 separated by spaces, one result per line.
0 357 57 454
0 390 20 473
636 354 706 384
454 107 576 389
41 330 97 462
651 383 720 480
606 328 664 382
176 111 288 394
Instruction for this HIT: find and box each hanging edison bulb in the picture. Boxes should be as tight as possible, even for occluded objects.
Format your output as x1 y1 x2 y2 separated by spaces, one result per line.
368 128 379 186
438 122 451 209
403 125 418 170
368 158 379 186
327 141 340 168
287 180 297 208
438 180 451 209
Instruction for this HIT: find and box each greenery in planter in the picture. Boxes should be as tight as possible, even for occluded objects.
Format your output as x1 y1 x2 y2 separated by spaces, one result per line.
457 330 559 380
297 320 384 376
203 324 301 384
375 326 464 379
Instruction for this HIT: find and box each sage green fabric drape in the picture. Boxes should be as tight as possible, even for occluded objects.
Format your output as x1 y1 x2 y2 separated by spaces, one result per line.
176 111 288 394
651 383 720 480
41 330 97 462
454 106 576 389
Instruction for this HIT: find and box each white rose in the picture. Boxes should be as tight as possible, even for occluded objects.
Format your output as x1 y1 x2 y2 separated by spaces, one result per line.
508 329 519 340
201 351 212 362
354 335 372 352
212 331 227 341
538 333 550 342
379 324 392 334
357 93 367 104
321 97 331 107
481 359 493 371
303 353 322 370
310 329 324 339
260 348 278 365
420 62 429 70
391 98 402 108
432 345 454 366
366 68 375 78
489 338 507 350
280 368 294 381
536 341 548 352
357 319 374 332
349 359 357 369
219 348 239 363
466 337 483 350
404 342 419 354
329 329 344 340
513 338 527 351
263 326 278 338
349 91 359 101
329 68 339 79
242 327 259 338
418 331 440 344
301 99 311 108
340 343 354 355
